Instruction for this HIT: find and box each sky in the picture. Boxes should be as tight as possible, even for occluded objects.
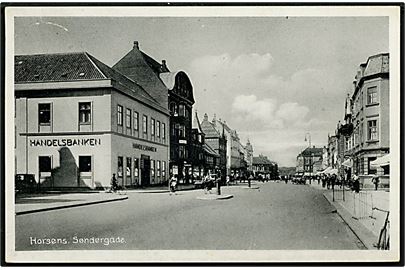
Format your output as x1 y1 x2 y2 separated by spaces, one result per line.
14 16 389 166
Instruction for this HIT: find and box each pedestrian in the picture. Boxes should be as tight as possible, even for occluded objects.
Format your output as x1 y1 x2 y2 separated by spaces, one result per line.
110 173 119 193
203 174 212 194
169 174 178 195
353 174 360 193
372 176 380 191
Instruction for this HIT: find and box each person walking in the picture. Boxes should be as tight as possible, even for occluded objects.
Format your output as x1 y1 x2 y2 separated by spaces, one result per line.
110 173 118 193
169 174 178 195
353 174 360 193
372 176 380 191
203 174 212 194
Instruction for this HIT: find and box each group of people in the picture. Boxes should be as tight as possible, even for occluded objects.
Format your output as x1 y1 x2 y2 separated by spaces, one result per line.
317 173 360 193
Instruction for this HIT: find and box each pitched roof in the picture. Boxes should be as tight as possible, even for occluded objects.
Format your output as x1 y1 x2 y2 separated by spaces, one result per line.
192 111 203 132
15 52 165 111
200 118 221 138
113 46 168 107
15 52 106 83
204 143 220 157
300 147 324 156
253 155 273 165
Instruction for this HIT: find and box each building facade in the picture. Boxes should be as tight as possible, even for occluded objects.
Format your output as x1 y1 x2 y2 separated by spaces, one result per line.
296 146 324 176
15 52 170 189
343 53 390 186
113 41 195 182
252 155 278 179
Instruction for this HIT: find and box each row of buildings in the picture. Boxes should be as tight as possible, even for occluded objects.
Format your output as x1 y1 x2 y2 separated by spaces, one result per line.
14 41 276 189
296 53 390 188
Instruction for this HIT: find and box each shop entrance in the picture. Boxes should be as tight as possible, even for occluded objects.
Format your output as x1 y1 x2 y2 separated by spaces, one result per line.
141 155 150 186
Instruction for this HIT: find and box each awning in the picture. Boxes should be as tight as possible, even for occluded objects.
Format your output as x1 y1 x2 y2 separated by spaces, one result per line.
371 154 390 167
342 159 352 168
321 167 332 174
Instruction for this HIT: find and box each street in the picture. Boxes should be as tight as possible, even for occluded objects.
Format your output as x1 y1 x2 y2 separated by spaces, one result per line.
16 182 365 250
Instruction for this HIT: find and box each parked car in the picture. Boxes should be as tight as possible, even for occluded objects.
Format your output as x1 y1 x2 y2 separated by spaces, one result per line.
15 174 36 193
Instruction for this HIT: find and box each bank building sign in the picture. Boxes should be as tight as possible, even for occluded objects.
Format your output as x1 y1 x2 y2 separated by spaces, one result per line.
29 138 102 147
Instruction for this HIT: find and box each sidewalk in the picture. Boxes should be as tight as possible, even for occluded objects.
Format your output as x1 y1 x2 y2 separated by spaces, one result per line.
15 192 128 215
309 182 389 249
127 184 196 193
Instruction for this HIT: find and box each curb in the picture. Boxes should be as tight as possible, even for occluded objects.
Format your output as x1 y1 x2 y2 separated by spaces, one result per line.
196 194 234 200
242 186 260 189
16 196 128 216
321 193 376 250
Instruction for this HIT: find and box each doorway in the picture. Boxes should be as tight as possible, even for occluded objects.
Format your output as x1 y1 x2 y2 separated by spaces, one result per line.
141 155 150 186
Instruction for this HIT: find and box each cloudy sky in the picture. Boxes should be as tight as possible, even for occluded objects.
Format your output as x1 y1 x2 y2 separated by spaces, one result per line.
15 16 388 166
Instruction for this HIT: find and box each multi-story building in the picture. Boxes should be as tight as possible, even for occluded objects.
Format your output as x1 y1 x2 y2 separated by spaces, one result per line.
113 41 195 182
15 52 170 189
244 139 254 175
344 53 390 186
252 155 278 179
200 113 227 179
296 146 324 176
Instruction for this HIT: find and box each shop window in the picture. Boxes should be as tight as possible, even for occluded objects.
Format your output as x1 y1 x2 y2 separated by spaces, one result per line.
367 86 378 105
79 156 92 172
143 115 148 134
79 102 91 124
368 157 377 175
39 156 52 172
151 160 155 177
134 158 139 177
134 111 139 131
38 103 51 125
126 157 132 177
367 120 378 141
118 156 123 177
162 161 166 178
117 105 123 126
151 118 155 136
157 121 161 138
157 160 161 177
126 108 131 128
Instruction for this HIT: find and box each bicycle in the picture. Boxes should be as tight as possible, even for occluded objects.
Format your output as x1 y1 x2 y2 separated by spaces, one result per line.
373 207 390 250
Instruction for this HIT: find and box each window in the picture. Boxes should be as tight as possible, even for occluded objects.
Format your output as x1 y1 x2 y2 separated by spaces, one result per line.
143 115 148 134
383 165 389 175
157 160 161 177
157 121 161 138
179 125 185 138
367 86 378 105
134 111 139 131
170 103 178 116
162 161 166 178
117 105 123 126
368 120 378 141
79 156 92 172
179 145 185 159
126 109 131 128
162 123 166 140
79 102 91 124
151 118 155 136
179 104 185 117
151 160 155 177
39 156 52 172
118 156 123 177
126 157 132 177
38 103 51 125
368 157 377 175
134 158 139 177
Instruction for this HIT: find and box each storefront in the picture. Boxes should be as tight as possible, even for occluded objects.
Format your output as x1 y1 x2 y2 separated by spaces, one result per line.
15 52 170 190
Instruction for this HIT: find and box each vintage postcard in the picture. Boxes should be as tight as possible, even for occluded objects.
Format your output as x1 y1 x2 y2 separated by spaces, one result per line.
3 4 402 264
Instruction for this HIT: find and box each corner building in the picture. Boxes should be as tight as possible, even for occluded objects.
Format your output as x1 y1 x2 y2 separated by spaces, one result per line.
15 52 170 189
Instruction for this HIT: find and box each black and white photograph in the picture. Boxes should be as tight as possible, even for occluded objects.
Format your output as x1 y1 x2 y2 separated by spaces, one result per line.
3 4 402 264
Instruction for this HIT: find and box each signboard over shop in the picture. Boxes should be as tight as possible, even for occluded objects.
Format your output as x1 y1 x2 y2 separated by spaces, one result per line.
30 138 101 147
132 143 157 152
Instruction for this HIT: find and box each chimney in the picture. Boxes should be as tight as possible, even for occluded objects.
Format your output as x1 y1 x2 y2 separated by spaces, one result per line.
212 114 216 126
133 41 139 50
203 113 208 122
162 60 167 68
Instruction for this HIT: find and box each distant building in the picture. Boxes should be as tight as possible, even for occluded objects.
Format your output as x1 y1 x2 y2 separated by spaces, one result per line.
200 113 227 179
296 146 324 176
252 155 278 179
